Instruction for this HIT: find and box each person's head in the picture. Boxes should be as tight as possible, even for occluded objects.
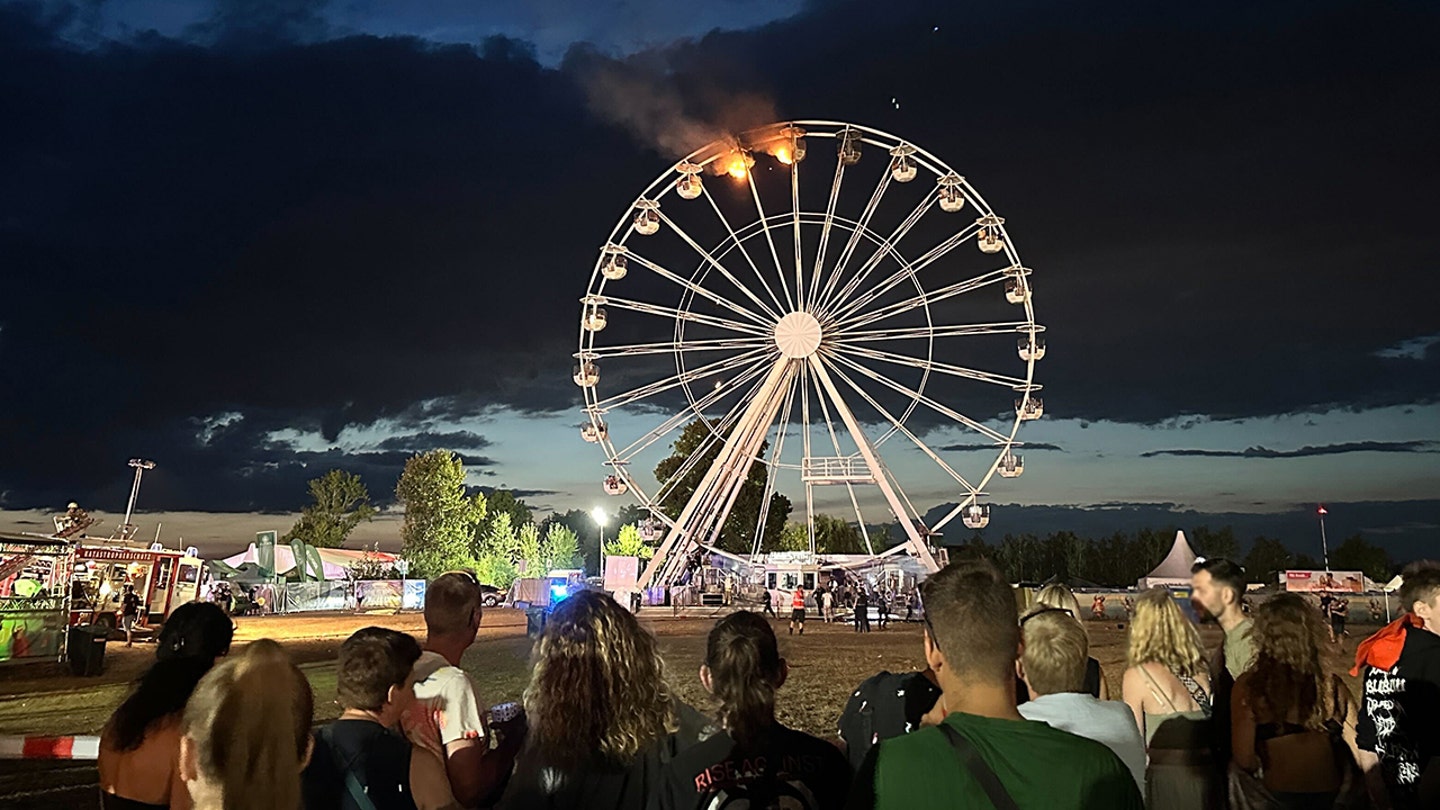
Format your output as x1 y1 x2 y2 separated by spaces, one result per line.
1247 593 1336 729
124 584 134 595
524 590 676 767
337 627 423 727
1190 558 1246 623
180 639 314 810
702 611 787 749
919 559 1019 688
1034 583 1087 639
105 602 235 752
1399 562 1440 630
1018 608 1088 698
1128 588 1206 679
423 570 483 644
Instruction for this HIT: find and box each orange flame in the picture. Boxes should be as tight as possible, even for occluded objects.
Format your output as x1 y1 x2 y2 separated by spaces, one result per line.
720 150 754 180
774 146 793 165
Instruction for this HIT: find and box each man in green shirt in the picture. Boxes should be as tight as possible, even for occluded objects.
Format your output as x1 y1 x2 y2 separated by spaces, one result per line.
1190 557 1255 679
846 559 1143 810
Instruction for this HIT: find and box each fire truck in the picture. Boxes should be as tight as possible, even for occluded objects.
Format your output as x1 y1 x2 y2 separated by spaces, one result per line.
68 543 206 632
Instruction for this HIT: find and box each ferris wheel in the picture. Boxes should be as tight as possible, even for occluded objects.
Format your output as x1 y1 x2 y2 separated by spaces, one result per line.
573 120 1044 590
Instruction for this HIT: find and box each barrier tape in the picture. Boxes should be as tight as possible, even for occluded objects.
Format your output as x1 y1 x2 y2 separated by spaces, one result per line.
0 735 100 760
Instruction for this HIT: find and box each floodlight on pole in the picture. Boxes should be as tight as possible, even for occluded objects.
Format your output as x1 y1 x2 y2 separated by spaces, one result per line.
121 459 156 542
1317 504 1331 572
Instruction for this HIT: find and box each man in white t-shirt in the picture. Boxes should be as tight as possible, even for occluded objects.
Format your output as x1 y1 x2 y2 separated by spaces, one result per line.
406 571 523 808
1017 608 1147 794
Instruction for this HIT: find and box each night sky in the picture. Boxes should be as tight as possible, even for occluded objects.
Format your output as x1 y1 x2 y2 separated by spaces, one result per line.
2 0 1437 559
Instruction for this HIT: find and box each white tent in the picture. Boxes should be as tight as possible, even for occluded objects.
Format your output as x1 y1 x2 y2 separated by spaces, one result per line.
1137 531 1198 590
220 543 349 581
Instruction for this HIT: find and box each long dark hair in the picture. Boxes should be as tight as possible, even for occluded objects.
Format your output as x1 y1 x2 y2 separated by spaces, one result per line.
1248 593 1340 730
106 602 234 751
706 611 783 749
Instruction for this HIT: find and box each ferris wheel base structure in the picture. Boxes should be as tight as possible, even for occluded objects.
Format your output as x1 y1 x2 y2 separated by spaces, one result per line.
574 120 1046 599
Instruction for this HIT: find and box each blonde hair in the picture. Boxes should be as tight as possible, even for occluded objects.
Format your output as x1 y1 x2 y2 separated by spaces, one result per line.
1035 583 1088 639
1127 588 1206 679
1021 609 1089 695
523 590 676 767
182 639 313 810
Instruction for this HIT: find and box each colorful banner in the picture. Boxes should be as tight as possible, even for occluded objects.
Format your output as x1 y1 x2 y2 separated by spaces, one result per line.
1285 570 1364 593
355 580 402 610
402 580 426 611
0 609 66 662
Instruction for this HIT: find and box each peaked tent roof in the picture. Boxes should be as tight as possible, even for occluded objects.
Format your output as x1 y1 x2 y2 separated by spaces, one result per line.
1140 530 1198 579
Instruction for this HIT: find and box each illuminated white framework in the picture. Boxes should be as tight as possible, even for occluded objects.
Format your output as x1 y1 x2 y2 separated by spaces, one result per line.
573 121 1045 593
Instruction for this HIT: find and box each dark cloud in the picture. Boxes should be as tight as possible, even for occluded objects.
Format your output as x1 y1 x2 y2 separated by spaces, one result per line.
1 0 1437 510
372 431 493 453
939 442 1065 452
1140 441 1438 459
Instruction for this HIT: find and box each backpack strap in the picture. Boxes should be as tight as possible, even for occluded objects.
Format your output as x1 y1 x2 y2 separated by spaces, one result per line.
934 723 1019 810
315 724 381 810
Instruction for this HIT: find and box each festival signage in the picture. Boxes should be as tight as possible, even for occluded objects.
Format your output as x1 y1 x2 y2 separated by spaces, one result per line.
1285 569 1364 593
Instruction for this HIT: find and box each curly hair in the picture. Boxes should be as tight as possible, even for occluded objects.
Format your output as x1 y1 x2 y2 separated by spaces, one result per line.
1247 593 1343 730
523 590 677 767
1127 587 1206 679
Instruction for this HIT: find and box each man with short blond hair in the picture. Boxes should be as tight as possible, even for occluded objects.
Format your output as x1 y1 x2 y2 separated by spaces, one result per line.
1017 609 1146 794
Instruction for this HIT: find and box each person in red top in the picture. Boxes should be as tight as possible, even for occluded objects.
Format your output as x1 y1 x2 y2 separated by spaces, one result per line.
790 586 807 636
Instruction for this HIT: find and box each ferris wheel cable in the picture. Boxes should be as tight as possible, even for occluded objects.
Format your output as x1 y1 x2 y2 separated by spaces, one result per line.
594 347 772 412
580 336 769 360
814 186 938 320
832 267 1012 333
810 166 895 315
652 210 786 324
609 358 772 463
833 343 1030 389
622 250 776 328
825 221 983 325
701 187 791 318
749 364 799 556
828 352 1012 445
595 295 771 337
745 170 796 312
806 155 849 312
806 361 880 557
824 358 980 493
839 321 1037 343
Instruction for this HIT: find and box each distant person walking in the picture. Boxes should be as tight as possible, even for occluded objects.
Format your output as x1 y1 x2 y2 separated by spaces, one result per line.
790 586 807 636
761 588 777 618
821 588 835 623
854 590 871 634
121 585 141 647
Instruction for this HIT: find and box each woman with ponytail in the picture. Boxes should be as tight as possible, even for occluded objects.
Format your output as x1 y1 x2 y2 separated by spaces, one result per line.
654 611 852 810
99 601 234 809
179 638 314 810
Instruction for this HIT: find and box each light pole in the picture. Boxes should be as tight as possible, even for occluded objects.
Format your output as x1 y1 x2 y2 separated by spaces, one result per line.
121 459 156 542
1317 504 1331 571
593 507 608 581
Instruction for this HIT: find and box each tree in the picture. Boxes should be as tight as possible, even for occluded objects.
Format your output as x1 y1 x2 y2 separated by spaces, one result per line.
1329 534 1393 581
481 490 533 536
653 420 790 554
604 524 655 560
774 521 810 552
1243 537 1293 585
515 522 542 575
812 514 868 554
540 523 580 571
483 511 520 564
473 549 518 591
544 509 602 575
395 451 488 578
283 469 376 548
1191 525 1241 562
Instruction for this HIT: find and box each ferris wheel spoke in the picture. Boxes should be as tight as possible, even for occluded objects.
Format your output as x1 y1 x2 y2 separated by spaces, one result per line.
827 222 983 325
833 343 1030 389
837 320 1033 344
790 161 805 310
702 188 790 317
751 363 798 556
595 347 772 412
823 359 979 493
653 210 785 323
811 169 893 317
747 171 795 312
581 336 769 360
806 362 878 556
815 189 936 321
624 250 774 328
828 352 1012 444
599 295 770 337
650 368 773 508
610 359 773 463
832 267 1011 333
806 157 847 312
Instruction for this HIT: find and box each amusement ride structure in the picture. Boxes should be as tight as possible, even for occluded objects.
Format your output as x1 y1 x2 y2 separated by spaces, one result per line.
574 121 1044 599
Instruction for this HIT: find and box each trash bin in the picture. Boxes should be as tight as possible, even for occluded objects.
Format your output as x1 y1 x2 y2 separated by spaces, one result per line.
67 625 108 677
525 606 548 638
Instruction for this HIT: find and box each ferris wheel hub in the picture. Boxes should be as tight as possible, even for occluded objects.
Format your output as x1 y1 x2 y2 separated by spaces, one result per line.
773 311 823 359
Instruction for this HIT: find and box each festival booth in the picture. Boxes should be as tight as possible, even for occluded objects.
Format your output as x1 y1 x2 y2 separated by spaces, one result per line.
209 540 415 613
1137 531 1201 622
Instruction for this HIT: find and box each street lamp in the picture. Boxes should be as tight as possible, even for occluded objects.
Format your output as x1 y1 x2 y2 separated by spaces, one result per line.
121 459 156 542
593 507 608 580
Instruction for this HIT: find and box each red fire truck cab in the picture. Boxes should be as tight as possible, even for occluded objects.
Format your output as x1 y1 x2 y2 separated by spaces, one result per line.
69 544 205 632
